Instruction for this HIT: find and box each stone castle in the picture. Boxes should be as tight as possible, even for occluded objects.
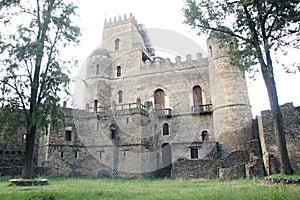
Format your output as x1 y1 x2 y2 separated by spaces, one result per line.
1 14 299 178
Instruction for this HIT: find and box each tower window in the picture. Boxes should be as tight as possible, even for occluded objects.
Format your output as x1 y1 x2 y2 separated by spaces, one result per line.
94 100 98 112
202 131 209 141
118 90 123 103
114 39 120 51
96 64 100 75
65 130 72 141
162 123 169 135
190 148 199 159
110 125 117 139
117 66 121 77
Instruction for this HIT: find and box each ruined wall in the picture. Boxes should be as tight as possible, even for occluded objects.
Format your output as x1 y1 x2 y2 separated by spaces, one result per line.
258 103 300 174
171 159 221 179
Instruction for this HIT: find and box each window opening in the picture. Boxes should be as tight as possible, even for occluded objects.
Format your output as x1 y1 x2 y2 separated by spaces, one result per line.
117 66 121 77
96 64 100 75
65 130 72 141
154 89 165 109
190 148 199 159
114 39 120 50
163 123 169 135
110 125 117 139
193 85 203 107
118 90 123 103
94 100 98 112
202 131 209 141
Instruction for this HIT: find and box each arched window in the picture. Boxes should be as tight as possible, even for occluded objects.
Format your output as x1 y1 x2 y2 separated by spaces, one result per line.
96 64 100 75
114 39 120 51
154 89 165 109
118 90 123 103
202 131 209 141
117 66 121 77
193 85 203 107
110 125 117 139
94 100 98 112
163 123 169 135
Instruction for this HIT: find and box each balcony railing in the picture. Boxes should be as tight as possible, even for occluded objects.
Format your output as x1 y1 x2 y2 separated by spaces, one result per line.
154 108 172 118
191 104 213 115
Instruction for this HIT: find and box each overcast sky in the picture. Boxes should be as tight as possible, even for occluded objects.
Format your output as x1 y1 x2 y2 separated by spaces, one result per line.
68 0 300 116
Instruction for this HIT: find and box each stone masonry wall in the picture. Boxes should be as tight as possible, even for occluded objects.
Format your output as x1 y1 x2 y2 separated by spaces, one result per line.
258 103 300 174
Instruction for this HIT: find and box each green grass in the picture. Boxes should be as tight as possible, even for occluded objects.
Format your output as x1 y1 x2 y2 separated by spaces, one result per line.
0 177 299 200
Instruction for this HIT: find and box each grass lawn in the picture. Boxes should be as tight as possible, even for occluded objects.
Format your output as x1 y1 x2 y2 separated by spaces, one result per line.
0 177 299 200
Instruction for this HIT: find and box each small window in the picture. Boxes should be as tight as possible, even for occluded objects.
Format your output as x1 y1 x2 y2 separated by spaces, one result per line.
110 125 117 139
202 131 209 141
163 123 169 135
190 148 199 159
94 100 98 112
60 151 64 158
75 151 78 159
118 90 123 104
117 66 121 77
115 39 120 51
65 130 72 141
96 64 100 75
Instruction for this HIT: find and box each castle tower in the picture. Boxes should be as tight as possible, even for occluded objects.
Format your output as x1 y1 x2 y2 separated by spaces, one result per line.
207 33 253 156
83 48 112 110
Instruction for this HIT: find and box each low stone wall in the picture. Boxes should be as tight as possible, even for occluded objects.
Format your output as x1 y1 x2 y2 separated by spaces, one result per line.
264 177 300 184
0 166 48 177
219 164 245 179
171 159 221 179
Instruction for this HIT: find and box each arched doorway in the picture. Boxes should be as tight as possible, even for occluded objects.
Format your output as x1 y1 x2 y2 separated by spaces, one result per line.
162 143 172 167
193 85 202 107
154 89 165 110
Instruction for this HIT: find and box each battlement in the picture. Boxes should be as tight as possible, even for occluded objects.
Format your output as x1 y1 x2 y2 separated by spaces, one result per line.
141 52 208 70
104 13 137 28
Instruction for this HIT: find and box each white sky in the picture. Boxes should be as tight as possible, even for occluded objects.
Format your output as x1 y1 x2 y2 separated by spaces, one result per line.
66 0 300 116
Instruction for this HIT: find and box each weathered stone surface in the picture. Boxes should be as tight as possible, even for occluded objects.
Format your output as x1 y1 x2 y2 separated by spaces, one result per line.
264 177 300 184
258 103 300 175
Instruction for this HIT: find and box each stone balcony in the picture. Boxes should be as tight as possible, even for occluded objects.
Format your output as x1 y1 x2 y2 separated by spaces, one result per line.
191 104 213 115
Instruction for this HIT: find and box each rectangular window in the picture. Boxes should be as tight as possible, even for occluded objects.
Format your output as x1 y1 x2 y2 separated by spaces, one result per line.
190 148 198 159
65 130 72 141
111 129 116 139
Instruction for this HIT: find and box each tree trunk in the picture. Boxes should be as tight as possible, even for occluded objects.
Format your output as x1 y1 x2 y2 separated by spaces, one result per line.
262 69 293 175
21 125 37 179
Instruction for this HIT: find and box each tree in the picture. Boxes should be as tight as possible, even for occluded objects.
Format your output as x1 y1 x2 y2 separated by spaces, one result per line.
183 0 300 175
0 0 80 178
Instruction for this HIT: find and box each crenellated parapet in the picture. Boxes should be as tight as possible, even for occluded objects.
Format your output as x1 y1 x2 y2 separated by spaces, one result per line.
141 53 208 71
104 13 137 28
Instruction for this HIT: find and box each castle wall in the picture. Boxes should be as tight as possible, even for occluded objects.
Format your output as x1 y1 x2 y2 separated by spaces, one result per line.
258 103 300 174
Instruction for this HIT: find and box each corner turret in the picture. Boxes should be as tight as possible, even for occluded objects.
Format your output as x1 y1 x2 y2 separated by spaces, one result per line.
207 31 253 156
